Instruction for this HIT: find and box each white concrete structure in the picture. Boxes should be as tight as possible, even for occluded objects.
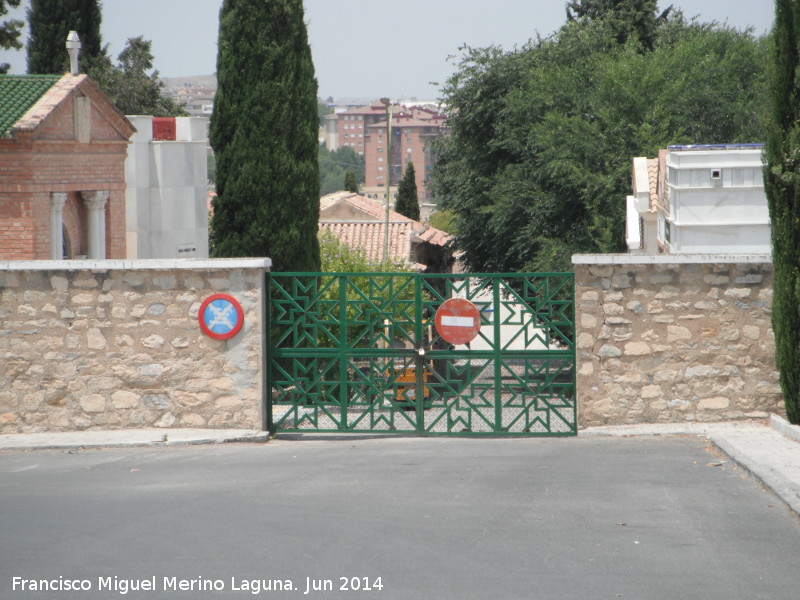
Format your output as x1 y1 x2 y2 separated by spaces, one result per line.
125 116 210 259
662 144 768 253
626 156 659 254
627 144 770 255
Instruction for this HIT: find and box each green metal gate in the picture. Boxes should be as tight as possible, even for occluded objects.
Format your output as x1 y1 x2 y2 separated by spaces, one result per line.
266 272 576 436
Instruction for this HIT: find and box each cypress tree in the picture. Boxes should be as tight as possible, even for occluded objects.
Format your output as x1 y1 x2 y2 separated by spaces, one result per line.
565 0 668 51
210 0 320 271
764 0 800 425
27 0 102 74
395 162 420 221
344 171 359 193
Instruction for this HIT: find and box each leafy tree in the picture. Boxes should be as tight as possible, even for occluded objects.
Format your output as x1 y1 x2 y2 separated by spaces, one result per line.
344 171 359 193
319 145 365 195
764 0 800 425
319 229 409 273
317 230 414 349
431 11 767 273
23 0 182 116
210 0 320 271
0 0 22 74
26 0 102 74
93 36 185 116
395 161 420 220
427 209 457 234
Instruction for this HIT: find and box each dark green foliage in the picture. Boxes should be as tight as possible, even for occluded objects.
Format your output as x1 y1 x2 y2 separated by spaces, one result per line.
566 0 670 51
764 0 800 424
90 36 186 116
83 42 177 116
344 171 359 193
210 0 320 271
0 0 23 74
428 209 456 234
395 161 420 221
430 11 767 273
25 0 183 115
26 0 102 74
319 145 364 195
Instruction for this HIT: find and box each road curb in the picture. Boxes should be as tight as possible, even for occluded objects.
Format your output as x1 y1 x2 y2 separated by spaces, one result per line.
709 431 800 519
0 429 270 451
771 414 800 443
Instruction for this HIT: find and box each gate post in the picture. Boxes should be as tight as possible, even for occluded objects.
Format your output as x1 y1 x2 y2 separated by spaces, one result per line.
263 271 272 433
414 273 425 435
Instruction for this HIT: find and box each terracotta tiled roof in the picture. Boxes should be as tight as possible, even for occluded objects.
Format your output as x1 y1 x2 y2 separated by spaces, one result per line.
0 74 61 136
321 191 411 223
320 221 412 264
339 103 398 116
647 158 659 213
414 225 451 247
367 115 440 129
319 192 453 269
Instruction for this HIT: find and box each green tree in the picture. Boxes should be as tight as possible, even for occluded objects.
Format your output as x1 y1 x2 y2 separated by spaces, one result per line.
764 0 800 425
210 0 320 271
319 145 365 195
428 209 457 234
395 161 420 220
566 0 671 51
26 0 102 74
344 171 359 193
317 230 414 349
431 11 767 273
0 0 23 74
95 36 185 116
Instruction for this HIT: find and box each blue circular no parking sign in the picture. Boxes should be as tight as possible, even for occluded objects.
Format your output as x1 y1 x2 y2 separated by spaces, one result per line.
198 293 244 340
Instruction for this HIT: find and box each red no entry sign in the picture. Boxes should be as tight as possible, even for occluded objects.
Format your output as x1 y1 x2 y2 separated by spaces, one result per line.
435 298 481 345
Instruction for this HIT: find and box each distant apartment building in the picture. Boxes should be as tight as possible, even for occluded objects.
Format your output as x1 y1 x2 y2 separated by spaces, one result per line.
335 102 387 155
333 102 447 217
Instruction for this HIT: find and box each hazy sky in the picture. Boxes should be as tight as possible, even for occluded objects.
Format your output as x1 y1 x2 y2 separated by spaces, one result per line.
1 0 774 99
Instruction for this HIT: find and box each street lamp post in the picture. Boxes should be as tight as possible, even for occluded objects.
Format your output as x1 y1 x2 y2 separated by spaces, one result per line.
380 97 393 263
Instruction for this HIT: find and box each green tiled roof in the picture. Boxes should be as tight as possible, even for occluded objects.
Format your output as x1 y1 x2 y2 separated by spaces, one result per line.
0 75 61 136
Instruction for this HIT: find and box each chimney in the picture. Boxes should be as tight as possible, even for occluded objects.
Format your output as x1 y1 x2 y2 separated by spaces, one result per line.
66 31 81 75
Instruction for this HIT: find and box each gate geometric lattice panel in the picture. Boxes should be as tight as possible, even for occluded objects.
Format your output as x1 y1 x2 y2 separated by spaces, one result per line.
267 272 576 436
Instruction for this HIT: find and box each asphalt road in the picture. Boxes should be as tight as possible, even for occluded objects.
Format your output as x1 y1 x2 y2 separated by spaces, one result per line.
1 436 799 600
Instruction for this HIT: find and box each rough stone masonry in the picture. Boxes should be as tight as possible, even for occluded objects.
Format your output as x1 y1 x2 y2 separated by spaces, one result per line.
0 259 267 434
573 255 784 427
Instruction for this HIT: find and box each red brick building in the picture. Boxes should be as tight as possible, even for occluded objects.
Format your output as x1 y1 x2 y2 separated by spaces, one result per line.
0 74 135 260
335 102 387 156
362 105 447 211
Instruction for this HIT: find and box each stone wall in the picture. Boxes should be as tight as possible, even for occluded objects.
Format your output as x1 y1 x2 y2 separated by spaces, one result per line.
573 254 783 427
0 259 269 434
